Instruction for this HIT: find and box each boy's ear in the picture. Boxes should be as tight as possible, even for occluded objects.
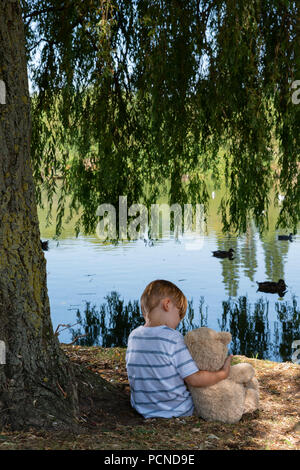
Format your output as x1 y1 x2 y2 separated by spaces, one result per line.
161 297 171 311
140 305 146 319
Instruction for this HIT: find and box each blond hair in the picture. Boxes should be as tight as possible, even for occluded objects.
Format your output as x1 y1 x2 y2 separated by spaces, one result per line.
140 280 187 320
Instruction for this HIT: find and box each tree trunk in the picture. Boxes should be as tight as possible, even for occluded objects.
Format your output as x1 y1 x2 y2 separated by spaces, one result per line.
0 0 79 430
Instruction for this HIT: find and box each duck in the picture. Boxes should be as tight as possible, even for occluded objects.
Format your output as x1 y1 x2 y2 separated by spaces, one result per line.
143 238 154 247
256 279 287 294
278 233 293 241
40 240 49 251
212 248 235 259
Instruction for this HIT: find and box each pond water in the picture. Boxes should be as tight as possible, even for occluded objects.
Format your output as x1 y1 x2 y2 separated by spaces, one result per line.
38 195 300 363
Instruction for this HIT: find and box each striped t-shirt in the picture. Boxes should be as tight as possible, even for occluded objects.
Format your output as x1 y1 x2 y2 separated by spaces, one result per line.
126 325 199 418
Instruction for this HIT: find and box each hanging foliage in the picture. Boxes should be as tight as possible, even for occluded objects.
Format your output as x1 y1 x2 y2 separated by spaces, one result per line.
22 0 300 235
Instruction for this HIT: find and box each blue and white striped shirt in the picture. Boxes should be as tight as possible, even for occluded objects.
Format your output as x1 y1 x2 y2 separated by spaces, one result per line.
126 325 199 418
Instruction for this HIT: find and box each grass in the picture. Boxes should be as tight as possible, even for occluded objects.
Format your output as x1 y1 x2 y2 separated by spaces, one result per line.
0 345 299 450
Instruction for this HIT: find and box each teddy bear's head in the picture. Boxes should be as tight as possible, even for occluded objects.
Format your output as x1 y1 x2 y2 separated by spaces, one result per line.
184 327 232 371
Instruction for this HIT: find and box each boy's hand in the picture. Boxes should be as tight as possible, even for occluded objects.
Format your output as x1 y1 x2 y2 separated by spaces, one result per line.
220 355 233 379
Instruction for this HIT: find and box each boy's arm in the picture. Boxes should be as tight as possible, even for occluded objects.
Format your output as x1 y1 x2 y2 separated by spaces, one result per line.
184 355 232 388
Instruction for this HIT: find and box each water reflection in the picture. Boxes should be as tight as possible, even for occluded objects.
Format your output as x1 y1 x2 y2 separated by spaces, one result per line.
240 223 257 283
218 296 271 359
214 238 240 297
261 234 289 282
274 297 300 361
39 188 299 365
69 292 300 362
70 293 143 347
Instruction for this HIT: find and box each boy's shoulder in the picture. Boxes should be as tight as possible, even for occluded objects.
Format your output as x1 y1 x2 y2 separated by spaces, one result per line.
160 326 184 342
129 325 184 343
128 325 144 337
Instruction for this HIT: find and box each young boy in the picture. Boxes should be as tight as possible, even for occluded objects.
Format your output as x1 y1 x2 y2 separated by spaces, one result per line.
126 279 232 419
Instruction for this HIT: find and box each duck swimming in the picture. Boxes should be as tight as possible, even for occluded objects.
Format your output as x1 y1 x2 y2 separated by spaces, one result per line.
212 248 235 259
278 233 293 241
256 279 287 294
40 240 49 251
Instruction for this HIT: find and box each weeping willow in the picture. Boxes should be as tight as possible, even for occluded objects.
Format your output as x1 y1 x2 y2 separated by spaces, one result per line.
22 0 300 235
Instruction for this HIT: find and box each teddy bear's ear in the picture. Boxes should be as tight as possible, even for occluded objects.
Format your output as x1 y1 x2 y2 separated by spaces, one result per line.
185 331 195 344
219 331 232 345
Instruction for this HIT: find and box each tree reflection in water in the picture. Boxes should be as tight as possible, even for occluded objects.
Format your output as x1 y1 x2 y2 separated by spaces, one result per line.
70 292 300 362
274 297 300 362
219 297 271 359
70 292 143 347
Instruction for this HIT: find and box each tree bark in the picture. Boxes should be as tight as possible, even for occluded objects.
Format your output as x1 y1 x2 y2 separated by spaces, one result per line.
0 0 79 430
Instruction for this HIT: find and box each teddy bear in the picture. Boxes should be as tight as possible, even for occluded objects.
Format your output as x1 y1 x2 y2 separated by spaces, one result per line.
184 327 259 423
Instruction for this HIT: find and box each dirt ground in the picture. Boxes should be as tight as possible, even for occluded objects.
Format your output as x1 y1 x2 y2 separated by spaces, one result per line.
0 345 299 450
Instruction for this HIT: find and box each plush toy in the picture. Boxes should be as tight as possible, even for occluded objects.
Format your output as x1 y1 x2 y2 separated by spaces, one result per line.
184 327 259 423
